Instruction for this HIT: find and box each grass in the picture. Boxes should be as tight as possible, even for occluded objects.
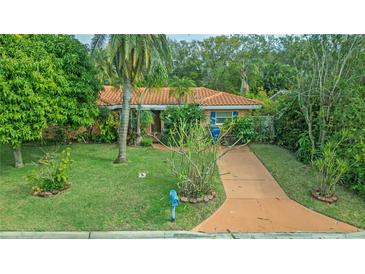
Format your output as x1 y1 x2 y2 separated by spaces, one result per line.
250 144 365 229
0 143 225 231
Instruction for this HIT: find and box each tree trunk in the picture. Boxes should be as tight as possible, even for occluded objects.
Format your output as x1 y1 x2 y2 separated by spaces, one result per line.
136 106 142 145
240 79 245 96
13 145 24 168
114 80 132 163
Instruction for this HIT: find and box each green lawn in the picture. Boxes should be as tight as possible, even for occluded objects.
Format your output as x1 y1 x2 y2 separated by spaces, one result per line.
250 144 365 229
0 143 225 231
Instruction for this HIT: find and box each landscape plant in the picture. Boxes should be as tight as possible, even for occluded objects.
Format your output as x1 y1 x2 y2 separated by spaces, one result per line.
91 34 171 163
28 148 73 196
313 141 349 199
167 121 220 198
95 111 119 143
222 116 254 145
140 137 153 147
166 121 241 200
161 104 206 145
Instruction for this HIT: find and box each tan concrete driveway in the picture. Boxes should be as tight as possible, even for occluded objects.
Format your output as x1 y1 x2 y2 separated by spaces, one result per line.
193 146 358 233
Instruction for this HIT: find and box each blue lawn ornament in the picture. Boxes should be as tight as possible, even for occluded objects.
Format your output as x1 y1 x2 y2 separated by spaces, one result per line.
169 189 179 222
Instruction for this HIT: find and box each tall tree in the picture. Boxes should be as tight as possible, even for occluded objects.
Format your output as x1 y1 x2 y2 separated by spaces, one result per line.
0 35 101 167
239 61 249 95
292 35 363 159
91 35 171 163
135 64 168 145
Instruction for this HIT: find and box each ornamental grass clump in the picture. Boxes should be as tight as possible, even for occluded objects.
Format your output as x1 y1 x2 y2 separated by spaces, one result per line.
313 141 348 201
28 148 73 196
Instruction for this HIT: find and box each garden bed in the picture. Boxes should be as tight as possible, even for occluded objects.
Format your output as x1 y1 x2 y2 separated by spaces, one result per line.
311 189 338 204
180 191 217 204
32 184 71 198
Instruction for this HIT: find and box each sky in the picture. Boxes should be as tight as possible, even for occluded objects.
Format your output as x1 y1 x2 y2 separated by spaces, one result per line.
75 34 216 45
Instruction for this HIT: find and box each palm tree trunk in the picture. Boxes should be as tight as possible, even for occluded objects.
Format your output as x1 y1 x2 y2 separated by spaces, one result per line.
114 79 132 163
13 145 24 168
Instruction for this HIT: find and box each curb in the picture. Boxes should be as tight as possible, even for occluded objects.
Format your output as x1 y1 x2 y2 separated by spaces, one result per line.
0 232 89 239
0 231 364 239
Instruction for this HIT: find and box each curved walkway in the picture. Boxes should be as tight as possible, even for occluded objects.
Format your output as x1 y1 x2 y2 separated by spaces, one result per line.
193 146 358 233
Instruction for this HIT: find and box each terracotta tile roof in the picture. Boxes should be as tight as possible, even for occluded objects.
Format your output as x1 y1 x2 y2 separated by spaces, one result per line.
97 86 261 107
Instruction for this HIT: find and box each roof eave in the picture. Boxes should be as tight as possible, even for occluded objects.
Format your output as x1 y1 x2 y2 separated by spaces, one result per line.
102 104 262 110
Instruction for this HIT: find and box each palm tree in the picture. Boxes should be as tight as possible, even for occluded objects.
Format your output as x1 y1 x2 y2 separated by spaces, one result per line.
91 48 116 85
169 76 196 104
135 64 168 145
92 35 171 163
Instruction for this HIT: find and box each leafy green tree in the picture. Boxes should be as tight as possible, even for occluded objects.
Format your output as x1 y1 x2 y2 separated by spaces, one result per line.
91 35 171 163
169 35 286 95
0 35 101 167
169 40 203 84
168 76 196 104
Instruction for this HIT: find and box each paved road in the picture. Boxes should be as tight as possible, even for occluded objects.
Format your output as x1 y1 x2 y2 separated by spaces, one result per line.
193 146 359 233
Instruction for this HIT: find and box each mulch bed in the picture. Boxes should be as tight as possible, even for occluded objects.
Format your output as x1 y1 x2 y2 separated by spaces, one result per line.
32 184 70 198
179 191 217 204
311 189 338 204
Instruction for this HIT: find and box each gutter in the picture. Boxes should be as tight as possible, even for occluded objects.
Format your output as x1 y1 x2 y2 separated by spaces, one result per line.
0 231 364 239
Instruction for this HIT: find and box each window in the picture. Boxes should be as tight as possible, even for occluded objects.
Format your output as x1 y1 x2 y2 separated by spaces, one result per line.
215 112 234 125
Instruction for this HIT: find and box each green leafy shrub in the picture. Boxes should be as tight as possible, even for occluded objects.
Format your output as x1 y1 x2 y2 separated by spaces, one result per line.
223 116 254 145
252 115 275 143
91 109 119 143
161 104 206 145
274 93 307 151
314 142 348 197
28 148 73 193
140 137 153 147
336 129 365 195
296 132 314 164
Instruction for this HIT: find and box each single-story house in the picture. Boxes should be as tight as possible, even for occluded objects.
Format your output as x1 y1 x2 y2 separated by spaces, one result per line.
97 85 262 134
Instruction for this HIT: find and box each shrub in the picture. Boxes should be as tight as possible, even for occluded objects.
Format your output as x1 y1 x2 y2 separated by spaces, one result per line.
222 116 254 145
140 137 153 147
295 132 313 164
314 142 348 197
252 115 275 143
161 104 205 145
91 110 119 143
168 121 219 197
28 148 73 193
274 92 307 151
336 129 365 195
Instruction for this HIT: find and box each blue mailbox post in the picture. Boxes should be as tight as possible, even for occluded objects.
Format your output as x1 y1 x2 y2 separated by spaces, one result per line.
210 127 220 143
169 189 179 222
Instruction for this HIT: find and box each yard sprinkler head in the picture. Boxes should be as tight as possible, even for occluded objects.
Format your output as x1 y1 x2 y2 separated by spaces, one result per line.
169 189 179 223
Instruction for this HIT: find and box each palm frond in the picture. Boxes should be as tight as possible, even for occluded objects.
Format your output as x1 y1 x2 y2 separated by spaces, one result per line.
91 34 110 53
